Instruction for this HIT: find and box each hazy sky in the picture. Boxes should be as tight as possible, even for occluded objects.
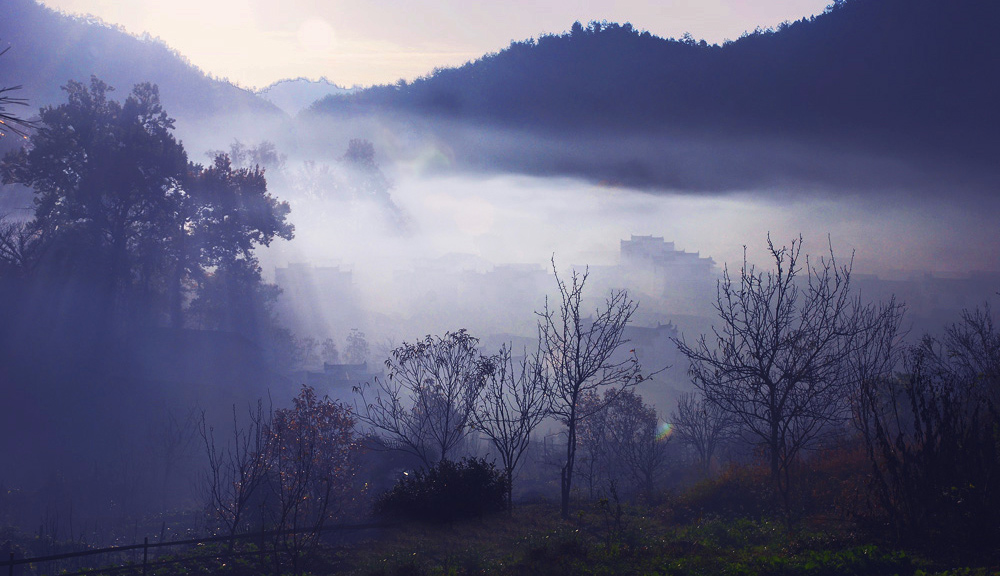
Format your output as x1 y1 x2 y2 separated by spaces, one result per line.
40 0 832 89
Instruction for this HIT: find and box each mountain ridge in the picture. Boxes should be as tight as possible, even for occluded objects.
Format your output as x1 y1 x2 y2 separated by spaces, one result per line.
0 0 283 127
308 0 1000 192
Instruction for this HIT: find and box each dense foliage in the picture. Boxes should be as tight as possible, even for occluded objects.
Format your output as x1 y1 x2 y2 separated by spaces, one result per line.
856 308 1000 550
374 457 509 524
320 0 999 156
1 76 293 342
312 0 1000 192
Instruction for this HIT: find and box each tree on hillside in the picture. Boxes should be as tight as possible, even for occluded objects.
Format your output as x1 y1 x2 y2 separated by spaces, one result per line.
3 77 188 327
673 235 896 510
183 153 293 335
340 139 407 230
857 306 1000 548
224 139 287 173
670 392 734 475
2 77 294 345
357 330 491 466
268 386 360 573
604 388 669 501
472 342 550 509
537 261 645 518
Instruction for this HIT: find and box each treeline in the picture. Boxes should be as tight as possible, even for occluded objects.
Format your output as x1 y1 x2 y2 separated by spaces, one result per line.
315 0 1000 170
0 78 298 517
202 237 999 565
0 77 293 358
673 237 999 552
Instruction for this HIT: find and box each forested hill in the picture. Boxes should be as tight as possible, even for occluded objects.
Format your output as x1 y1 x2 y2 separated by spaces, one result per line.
0 0 282 123
312 0 1000 169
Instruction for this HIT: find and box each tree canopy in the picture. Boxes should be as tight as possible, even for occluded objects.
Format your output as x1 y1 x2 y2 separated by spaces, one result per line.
1 76 293 344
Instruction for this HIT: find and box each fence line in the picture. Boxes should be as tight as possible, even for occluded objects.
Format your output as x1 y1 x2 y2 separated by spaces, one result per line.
1 521 391 576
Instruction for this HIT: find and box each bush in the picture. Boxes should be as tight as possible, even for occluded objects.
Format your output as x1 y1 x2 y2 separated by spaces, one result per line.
374 457 508 523
672 463 773 522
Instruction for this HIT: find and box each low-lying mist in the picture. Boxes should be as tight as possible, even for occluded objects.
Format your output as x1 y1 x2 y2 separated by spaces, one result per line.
2 100 998 548
249 152 1000 343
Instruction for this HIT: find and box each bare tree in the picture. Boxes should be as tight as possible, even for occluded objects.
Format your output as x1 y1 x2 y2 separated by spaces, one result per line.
472 343 550 509
857 306 1000 547
604 389 670 501
931 304 1000 407
538 261 645 518
578 389 669 501
0 216 44 276
199 401 272 539
846 296 907 471
356 330 489 466
576 391 612 499
671 392 734 475
673 235 879 506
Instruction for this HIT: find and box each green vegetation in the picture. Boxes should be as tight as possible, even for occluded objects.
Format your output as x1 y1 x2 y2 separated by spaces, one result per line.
103 502 991 576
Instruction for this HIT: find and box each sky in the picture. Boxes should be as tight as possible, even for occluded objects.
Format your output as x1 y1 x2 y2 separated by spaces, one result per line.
39 0 833 89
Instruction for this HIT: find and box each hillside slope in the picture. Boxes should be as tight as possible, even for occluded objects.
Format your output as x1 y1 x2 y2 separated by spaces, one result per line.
0 0 283 127
311 0 999 192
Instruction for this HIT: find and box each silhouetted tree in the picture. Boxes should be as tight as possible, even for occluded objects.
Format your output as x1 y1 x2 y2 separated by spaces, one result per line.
576 390 612 498
180 152 292 336
671 392 735 475
200 401 273 539
357 330 491 466
0 216 43 277
339 139 407 229
537 260 644 518
268 386 360 574
674 235 891 511
577 388 668 501
3 78 293 339
224 139 287 173
472 342 550 509
857 305 1000 550
604 388 669 501
3 77 188 328
200 386 360 562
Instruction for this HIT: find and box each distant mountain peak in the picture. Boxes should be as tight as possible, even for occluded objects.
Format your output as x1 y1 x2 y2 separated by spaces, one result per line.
257 77 354 117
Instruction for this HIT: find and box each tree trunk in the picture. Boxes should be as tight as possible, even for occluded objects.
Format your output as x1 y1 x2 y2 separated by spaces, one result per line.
506 468 514 512
561 418 577 518
770 420 781 490
169 230 185 329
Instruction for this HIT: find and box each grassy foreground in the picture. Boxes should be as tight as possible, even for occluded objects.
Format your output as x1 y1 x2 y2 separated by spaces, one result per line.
306 502 996 576
18 501 995 576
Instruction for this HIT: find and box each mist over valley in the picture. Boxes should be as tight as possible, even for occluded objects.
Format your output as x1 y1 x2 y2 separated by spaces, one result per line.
1 1 998 573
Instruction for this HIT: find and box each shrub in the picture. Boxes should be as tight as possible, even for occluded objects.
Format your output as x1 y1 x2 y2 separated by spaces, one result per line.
672 463 773 522
374 457 508 523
